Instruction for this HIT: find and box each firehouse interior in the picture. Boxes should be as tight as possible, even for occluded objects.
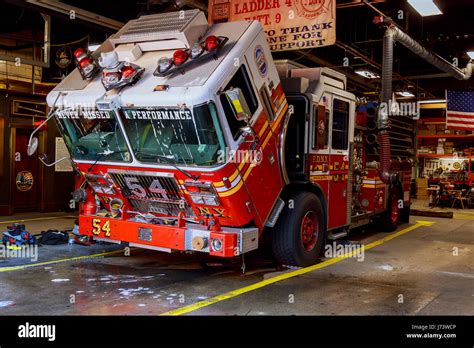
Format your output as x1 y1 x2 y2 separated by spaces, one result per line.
0 0 473 320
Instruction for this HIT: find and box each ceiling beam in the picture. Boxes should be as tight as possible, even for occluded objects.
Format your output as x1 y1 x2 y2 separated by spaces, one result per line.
8 0 125 31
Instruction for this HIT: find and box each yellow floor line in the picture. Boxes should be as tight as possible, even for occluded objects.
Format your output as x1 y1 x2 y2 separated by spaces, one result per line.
453 214 474 220
0 215 77 225
453 210 474 215
0 249 125 273
161 220 435 316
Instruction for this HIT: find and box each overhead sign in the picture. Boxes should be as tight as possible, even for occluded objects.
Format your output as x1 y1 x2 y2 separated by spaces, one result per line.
208 0 336 51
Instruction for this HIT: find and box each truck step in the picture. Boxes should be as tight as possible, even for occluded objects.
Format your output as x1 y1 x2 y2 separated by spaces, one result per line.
328 230 348 240
265 198 285 228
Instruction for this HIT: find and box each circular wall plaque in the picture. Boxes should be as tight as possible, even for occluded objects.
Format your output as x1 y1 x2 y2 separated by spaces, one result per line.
16 171 34 192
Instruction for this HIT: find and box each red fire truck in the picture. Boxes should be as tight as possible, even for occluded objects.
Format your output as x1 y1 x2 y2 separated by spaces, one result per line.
31 10 411 266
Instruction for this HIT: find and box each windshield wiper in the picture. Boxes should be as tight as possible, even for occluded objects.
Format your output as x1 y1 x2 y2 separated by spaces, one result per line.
135 152 199 181
87 150 127 172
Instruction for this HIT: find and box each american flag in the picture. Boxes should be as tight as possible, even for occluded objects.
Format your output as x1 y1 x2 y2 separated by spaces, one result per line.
446 90 474 130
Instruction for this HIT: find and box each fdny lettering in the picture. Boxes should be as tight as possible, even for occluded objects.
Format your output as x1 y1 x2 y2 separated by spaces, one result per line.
56 109 111 119
124 109 192 121
315 155 329 163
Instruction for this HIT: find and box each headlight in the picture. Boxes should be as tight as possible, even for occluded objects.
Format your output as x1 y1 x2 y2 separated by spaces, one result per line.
185 181 219 206
190 195 219 206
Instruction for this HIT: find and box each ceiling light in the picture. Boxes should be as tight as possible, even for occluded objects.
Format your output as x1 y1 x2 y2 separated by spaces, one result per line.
467 51 474 60
407 0 442 17
397 91 415 98
355 69 380 79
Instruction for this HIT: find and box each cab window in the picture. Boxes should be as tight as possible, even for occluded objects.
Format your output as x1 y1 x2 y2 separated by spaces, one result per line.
220 65 259 140
332 99 349 150
312 104 329 150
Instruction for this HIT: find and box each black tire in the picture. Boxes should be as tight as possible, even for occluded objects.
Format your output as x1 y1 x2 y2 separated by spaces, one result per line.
380 188 401 232
272 192 326 267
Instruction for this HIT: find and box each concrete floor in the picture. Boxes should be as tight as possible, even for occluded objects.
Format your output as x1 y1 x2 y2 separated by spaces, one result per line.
0 206 472 315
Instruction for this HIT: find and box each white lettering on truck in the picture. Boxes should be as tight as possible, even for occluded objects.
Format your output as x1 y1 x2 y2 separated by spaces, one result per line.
124 109 192 120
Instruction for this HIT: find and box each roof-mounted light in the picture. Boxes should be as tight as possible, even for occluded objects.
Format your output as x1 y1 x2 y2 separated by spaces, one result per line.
98 51 145 91
74 47 99 80
173 49 189 66
190 42 205 59
204 35 219 51
154 35 228 78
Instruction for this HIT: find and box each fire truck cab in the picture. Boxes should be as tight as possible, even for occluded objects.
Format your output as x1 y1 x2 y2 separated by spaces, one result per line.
40 10 411 267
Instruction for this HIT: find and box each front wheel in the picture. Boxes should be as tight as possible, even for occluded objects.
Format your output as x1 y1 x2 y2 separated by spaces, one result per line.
272 192 326 267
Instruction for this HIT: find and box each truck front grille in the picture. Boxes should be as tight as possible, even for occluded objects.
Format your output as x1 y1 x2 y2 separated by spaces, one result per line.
108 170 192 217
128 199 194 218
109 170 181 202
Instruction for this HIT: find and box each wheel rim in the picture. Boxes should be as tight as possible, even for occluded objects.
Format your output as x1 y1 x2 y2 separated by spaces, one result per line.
390 194 400 225
300 210 318 252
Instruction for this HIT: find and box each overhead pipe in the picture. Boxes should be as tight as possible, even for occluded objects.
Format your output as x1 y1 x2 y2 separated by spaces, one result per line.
377 27 395 184
377 23 473 184
387 26 473 81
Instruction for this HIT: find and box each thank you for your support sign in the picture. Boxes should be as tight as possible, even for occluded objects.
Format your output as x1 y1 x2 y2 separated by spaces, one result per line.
208 0 336 51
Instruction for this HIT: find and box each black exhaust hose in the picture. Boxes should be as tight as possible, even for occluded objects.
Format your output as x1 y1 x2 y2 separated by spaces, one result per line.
378 28 394 184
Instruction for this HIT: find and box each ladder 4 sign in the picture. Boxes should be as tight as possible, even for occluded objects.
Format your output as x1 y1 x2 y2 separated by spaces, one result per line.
208 0 336 51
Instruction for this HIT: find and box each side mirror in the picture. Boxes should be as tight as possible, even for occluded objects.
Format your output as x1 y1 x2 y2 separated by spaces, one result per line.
27 137 39 156
239 125 257 143
26 92 64 157
224 88 252 122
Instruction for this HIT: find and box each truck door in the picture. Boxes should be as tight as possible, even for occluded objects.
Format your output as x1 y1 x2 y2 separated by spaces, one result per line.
327 95 352 228
218 63 284 227
285 95 309 181
242 39 286 224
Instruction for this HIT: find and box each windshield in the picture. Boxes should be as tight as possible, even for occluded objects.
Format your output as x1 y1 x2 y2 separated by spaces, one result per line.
120 102 226 166
55 108 131 162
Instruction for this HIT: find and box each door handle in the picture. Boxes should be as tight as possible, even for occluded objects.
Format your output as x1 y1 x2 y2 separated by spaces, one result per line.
268 153 275 165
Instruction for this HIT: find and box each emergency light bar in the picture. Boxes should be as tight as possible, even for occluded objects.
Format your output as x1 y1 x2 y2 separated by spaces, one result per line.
99 51 145 91
74 47 100 80
154 36 228 77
